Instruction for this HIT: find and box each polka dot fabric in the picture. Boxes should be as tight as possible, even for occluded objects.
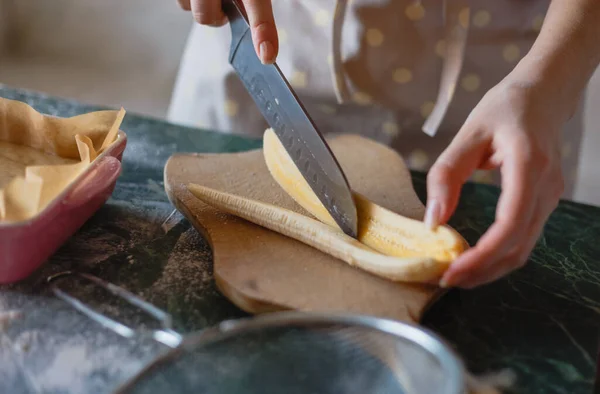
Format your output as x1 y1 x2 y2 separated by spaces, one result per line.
168 0 582 199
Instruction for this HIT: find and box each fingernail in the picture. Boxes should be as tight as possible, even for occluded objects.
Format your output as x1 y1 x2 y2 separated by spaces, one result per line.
211 14 227 26
259 41 274 64
424 199 440 230
439 271 454 287
192 12 214 25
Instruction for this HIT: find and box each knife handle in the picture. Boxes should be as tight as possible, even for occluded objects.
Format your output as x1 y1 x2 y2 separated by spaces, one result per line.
222 0 247 21
222 0 252 62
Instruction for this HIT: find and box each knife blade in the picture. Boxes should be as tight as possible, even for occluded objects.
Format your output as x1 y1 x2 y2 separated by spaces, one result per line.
221 0 358 238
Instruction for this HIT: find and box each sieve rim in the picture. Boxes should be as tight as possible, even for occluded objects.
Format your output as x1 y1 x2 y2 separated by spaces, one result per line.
114 311 465 394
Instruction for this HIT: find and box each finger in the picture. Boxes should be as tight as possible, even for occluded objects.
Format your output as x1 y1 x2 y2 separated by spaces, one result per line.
213 14 229 26
459 152 563 288
243 0 278 64
190 0 225 25
509 179 560 263
456 196 551 288
456 254 519 289
178 0 191 11
441 150 539 287
425 130 490 229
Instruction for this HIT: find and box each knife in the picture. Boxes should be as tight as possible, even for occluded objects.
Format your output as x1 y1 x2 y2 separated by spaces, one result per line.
221 0 358 238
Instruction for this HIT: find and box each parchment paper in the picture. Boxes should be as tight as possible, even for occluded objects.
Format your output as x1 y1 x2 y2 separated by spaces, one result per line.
0 97 125 223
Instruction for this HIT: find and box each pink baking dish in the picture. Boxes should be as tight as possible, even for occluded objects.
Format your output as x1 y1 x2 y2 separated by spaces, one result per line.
0 130 127 284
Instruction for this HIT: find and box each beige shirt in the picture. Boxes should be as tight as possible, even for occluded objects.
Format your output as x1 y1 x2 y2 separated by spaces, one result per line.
167 0 582 198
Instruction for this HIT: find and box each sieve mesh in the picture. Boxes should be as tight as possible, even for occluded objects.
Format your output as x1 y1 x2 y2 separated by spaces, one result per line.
122 323 450 394
48 272 463 394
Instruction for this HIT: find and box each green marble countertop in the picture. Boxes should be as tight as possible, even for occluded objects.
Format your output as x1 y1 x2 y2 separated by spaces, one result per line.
0 86 598 394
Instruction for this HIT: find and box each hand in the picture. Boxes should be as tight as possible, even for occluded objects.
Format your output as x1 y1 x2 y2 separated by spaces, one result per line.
177 0 278 64
425 79 568 289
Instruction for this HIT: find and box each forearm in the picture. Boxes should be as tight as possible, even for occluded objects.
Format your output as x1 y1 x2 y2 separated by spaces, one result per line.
508 0 600 120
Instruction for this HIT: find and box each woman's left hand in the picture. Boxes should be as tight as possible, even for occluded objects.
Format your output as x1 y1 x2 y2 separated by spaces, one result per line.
425 77 569 289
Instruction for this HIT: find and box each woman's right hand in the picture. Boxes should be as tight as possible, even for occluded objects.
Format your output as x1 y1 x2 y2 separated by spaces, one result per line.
177 0 278 64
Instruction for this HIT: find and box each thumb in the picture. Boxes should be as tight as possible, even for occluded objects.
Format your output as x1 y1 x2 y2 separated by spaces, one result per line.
425 132 489 228
242 0 278 64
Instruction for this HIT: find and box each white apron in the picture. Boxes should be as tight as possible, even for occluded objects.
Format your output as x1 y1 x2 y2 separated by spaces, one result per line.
167 0 582 198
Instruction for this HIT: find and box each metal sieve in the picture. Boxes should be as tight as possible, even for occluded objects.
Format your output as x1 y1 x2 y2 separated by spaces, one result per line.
48 271 466 394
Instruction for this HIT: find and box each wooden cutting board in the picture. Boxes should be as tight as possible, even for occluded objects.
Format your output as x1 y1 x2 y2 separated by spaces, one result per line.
164 134 444 324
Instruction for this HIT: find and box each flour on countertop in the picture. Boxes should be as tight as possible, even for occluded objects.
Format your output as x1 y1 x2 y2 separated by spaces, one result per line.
140 227 220 329
37 343 151 394
0 310 22 331
146 230 212 293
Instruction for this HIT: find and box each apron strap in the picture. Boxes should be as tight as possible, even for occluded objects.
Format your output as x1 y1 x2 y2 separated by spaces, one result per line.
422 0 470 136
331 0 351 104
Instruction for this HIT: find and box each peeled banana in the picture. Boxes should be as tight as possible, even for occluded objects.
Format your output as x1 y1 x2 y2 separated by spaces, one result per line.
187 129 468 284
262 129 468 263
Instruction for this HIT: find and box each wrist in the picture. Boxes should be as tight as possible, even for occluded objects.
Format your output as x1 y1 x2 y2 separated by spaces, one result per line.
504 54 584 123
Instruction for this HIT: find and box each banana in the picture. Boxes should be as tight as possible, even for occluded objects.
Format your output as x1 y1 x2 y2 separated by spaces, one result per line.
187 183 453 283
186 129 468 284
262 129 468 263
